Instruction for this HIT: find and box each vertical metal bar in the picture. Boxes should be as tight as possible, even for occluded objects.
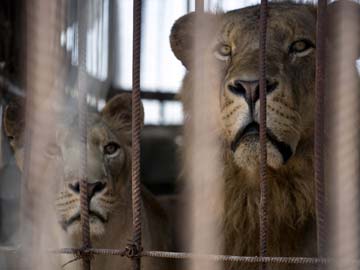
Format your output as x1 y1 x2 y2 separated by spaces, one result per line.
188 1 224 270
328 2 360 270
195 0 204 12
107 0 116 86
258 1 268 270
20 0 63 268
314 0 327 260
131 0 142 270
77 1 91 269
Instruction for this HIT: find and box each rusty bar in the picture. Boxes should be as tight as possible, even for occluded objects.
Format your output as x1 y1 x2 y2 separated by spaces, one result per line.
314 0 327 259
131 0 142 270
258 0 268 270
77 1 91 269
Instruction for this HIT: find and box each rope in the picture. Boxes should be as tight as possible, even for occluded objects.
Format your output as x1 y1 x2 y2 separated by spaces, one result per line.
142 251 330 265
131 1 143 270
258 1 269 270
55 248 126 256
314 0 327 259
54 248 332 265
77 0 91 269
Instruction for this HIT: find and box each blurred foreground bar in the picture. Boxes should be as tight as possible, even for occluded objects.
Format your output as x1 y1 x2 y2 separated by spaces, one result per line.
20 0 64 269
327 2 360 270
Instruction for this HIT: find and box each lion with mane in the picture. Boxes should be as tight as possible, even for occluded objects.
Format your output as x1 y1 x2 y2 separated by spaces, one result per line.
168 1 353 269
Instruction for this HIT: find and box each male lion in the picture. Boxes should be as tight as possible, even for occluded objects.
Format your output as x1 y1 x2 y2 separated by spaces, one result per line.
170 2 324 270
3 93 172 270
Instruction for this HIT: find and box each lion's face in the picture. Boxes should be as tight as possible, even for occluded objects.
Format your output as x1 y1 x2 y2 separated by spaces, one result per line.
4 94 142 239
171 3 317 170
53 110 132 238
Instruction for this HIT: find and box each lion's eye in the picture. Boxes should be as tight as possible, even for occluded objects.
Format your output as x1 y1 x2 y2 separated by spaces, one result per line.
289 39 315 57
214 44 231 61
45 143 61 157
104 142 120 157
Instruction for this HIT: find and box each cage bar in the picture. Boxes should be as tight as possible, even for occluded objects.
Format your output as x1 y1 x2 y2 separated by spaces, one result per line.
314 0 327 261
327 1 360 270
77 1 92 269
19 0 64 269
131 1 143 270
258 0 268 269
56 248 331 265
185 1 224 270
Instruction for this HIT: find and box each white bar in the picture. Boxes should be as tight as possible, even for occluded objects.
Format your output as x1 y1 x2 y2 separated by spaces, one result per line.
329 3 360 270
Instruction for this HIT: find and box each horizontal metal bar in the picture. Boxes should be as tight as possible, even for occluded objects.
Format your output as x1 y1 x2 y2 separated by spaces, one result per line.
0 247 354 266
0 75 25 97
0 246 20 253
108 87 177 101
0 79 177 102
53 248 126 256
52 248 335 265
141 251 330 265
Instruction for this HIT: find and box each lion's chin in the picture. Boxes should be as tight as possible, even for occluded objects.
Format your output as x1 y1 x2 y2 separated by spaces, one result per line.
64 217 107 240
233 136 285 170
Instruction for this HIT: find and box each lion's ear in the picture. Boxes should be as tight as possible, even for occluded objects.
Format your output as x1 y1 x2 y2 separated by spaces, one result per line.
101 93 144 129
3 101 25 147
170 12 220 69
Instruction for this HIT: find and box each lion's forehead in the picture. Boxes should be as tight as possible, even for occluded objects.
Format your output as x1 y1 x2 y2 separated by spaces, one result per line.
59 116 114 147
218 4 316 50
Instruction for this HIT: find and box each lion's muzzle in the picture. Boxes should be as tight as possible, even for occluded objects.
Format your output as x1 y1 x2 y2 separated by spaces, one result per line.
231 122 293 164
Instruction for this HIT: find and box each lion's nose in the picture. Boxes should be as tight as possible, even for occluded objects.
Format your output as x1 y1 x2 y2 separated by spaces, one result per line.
88 182 107 200
227 79 278 105
68 181 107 200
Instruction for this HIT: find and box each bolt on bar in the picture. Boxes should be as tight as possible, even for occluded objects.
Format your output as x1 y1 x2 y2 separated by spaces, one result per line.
258 0 269 270
131 1 143 270
314 0 327 261
77 1 91 269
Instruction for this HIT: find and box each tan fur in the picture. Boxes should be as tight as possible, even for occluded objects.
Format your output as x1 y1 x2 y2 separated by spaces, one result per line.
3 93 172 270
170 2 321 269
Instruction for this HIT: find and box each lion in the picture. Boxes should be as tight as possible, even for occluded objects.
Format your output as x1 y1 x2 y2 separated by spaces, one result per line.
170 2 324 269
3 93 173 270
